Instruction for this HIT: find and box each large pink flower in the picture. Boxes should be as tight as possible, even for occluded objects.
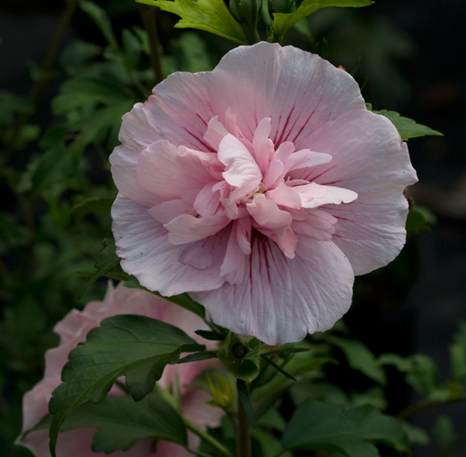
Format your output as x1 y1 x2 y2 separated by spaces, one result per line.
110 42 417 345
17 283 223 457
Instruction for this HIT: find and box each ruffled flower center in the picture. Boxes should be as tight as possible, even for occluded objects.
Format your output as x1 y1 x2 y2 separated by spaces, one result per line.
144 109 358 285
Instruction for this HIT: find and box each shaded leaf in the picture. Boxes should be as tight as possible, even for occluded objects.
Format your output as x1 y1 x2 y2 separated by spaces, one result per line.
79 237 119 299
71 196 115 219
177 351 217 364
282 400 410 456
261 355 297 382
406 206 436 234
80 0 119 49
138 0 248 44
316 334 386 385
272 0 373 42
27 392 187 453
48 314 204 456
195 330 226 341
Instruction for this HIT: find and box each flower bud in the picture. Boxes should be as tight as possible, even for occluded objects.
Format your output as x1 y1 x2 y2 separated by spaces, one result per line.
229 0 262 25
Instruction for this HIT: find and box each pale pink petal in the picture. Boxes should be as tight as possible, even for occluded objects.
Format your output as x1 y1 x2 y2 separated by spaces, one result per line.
252 117 274 173
192 235 354 345
247 194 292 229
193 182 222 216
275 141 295 163
112 195 227 295
149 200 196 225
110 72 213 206
293 110 418 274
292 210 338 241
266 182 301 210
297 183 358 209
284 150 332 173
218 134 262 197
204 116 229 150
136 141 213 202
236 217 252 255
165 213 230 245
220 220 249 284
210 42 365 145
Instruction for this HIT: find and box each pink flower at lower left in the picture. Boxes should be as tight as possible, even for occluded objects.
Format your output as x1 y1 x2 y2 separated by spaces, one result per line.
16 283 223 457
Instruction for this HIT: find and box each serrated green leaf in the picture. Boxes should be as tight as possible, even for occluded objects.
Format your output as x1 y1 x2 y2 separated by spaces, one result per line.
378 353 441 397
80 0 119 49
27 391 187 452
48 314 204 456
316 334 386 385
272 0 373 42
373 109 443 141
282 400 410 456
138 0 248 44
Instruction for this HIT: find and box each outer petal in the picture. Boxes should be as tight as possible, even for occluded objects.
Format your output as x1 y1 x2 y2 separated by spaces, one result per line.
110 72 214 206
112 195 228 295
293 110 418 275
210 42 365 145
192 235 354 345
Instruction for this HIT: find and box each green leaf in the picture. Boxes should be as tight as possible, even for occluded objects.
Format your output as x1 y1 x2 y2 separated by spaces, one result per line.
80 0 119 49
48 314 204 456
195 330 226 341
218 333 261 383
138 0 248 44
29 391 187 452
177 351 217 364
373 109 443 141
160 293 206 319
282 400 410 456
272 0 373 42
378 353 441 397
79 237 120 299
406 205 436 234
71 196 115 219
316 334 386 385
449 322 466 380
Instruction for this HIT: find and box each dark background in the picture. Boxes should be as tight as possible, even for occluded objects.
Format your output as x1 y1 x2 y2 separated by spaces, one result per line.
1 0 465 456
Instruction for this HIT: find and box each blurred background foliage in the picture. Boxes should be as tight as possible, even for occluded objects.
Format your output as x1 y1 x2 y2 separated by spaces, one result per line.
1 0 465 456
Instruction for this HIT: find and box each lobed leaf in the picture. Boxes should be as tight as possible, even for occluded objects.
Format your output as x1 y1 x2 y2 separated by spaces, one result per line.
282 400 410 456
48 314 204 456
272 0 374 42
137 0 248 44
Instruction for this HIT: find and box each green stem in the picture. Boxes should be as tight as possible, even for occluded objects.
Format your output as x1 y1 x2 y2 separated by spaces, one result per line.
184 418 233 457
138 4 164 84
236 385 252 457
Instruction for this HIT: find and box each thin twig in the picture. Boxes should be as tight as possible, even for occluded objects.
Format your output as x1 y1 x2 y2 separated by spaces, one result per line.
395 394 466 419
138 4 163 85
236 382 252 457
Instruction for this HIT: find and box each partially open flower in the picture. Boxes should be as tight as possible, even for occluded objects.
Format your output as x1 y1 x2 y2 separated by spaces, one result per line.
17 283 222 457
110 42 417 345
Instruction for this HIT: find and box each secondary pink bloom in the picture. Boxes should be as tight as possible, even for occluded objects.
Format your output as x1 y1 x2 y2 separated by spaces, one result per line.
17 283 222 457
110 42 417 345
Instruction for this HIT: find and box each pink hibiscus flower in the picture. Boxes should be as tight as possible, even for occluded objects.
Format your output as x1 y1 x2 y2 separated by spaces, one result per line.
16 283 223 457
110 42 417 345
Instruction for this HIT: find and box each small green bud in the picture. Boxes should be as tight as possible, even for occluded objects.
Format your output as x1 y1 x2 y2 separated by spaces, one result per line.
229 0 262 25
269 0 296 14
